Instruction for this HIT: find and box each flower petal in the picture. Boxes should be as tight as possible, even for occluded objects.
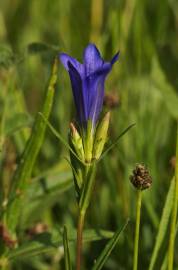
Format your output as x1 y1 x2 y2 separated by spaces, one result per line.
84 65 111 127
68 62 87 124
88 77 105 127
59 53 83 75
59 44 120 129
83 43 104 75
111 51 120 65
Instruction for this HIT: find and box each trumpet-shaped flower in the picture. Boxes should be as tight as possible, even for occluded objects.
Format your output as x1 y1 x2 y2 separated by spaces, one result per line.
60 43 119 129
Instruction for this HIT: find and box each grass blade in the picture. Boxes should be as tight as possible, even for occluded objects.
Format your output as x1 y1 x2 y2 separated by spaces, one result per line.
99 124 135 161
6 58 58 233
39 113 86 166
148 178 175 270
63 226 72 270
92 219 129 270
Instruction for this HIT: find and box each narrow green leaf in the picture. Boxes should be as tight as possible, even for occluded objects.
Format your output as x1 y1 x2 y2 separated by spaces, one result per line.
161 222 178 270
63 226 72 270
160 222 178 270
8 229 114 260
39 113 86 166
92 219 129 270
6 58 58 233
64 157 81 195
99 124 135 161
148 178 175 270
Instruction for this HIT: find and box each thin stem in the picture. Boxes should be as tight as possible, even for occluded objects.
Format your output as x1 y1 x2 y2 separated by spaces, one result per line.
76 210 85 270
133 189 142 270
168 122 178 270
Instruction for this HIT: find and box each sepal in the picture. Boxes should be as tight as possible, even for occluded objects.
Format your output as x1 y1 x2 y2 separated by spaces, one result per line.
84 120 93 163
93 112 110 160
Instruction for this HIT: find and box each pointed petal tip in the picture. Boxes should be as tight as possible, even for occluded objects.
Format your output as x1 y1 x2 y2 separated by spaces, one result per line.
83 43 101 59
111 51 120 65
59 52 68 61
83 43 103 74
85 43 98 50
59 53 83 75
59 53 71 70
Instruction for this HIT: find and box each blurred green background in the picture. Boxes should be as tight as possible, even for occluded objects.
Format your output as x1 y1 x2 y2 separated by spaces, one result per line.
0 0 178 269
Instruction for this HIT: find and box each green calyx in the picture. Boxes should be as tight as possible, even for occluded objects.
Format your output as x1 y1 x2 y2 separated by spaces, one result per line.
70 113 110 165
84 120 93 163
93 112 110 160
69 114 110 203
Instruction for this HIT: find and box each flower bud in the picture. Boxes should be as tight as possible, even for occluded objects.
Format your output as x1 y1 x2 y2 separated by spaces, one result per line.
83 120 94 163
130 164 152 190
93 112 110 160
70 123 84 161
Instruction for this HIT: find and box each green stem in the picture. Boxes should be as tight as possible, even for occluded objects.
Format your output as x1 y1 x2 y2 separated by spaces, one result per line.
76 210 86 270
168 122 178 270
133 190 142 270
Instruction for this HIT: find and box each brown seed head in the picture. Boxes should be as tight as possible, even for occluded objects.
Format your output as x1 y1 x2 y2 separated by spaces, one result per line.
130 164 152 190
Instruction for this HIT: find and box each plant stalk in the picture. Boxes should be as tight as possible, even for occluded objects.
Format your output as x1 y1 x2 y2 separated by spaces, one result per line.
133 189 142 270
76 210 86 270
168 122 178 270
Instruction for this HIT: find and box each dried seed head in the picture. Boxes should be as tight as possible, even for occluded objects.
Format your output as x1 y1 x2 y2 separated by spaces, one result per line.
130 164 152 190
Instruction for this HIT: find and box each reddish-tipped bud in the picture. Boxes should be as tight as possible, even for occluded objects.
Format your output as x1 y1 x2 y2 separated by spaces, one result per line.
70 123 84 161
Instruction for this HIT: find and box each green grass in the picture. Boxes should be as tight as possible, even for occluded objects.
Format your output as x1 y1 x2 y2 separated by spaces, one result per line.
0 0 178 269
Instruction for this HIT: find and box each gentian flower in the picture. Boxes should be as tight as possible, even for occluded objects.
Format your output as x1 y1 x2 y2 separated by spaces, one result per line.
60 44 119 130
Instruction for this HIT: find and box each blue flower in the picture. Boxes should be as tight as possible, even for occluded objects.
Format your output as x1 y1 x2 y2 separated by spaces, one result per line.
59 43 119 129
